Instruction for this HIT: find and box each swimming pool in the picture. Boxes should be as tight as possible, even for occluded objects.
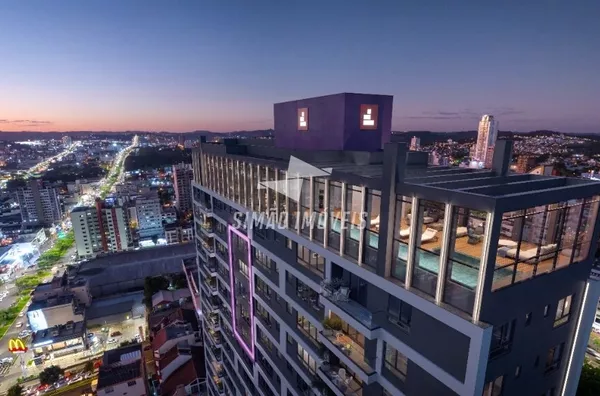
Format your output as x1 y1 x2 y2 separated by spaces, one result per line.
327 218 508 290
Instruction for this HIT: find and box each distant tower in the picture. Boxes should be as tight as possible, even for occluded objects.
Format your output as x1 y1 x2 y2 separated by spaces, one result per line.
410 136 421 151
474 115 498 166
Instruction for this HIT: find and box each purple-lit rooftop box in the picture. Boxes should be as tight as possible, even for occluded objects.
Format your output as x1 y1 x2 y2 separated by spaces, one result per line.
274 92 393 152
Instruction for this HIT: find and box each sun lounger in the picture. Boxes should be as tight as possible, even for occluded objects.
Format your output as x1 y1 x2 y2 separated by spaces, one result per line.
399 228 410 238
456 227 468 237
421 228 438 243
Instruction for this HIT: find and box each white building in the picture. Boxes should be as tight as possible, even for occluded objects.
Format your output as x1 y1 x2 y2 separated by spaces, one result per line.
71 206 102 259
71 201 133 259
16 180 62 226
473 114 498 166
62 136 72 147
134 194 163 239
409 136 420 151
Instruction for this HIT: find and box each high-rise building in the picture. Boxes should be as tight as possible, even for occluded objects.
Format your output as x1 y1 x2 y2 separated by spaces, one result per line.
134 194 163 239
191 93 600 396
409 136 420 151
474 114 498 166
15 180 62 226
71 200 133 259
62 135 72 147
173 162 194 213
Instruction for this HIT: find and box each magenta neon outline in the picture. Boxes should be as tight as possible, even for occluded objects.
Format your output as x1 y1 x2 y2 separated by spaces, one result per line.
227 224 255 361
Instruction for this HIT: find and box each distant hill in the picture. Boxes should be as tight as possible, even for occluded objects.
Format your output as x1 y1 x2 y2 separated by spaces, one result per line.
0 129 275 141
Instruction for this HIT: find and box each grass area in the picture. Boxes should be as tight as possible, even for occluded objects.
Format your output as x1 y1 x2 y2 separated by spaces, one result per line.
36 232 75 269
0 295 31 339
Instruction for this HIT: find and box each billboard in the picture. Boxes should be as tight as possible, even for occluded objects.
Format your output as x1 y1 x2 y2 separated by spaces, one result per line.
8 338 28 354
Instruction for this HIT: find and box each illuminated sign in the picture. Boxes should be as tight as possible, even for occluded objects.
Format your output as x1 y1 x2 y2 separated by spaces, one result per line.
298 108 308 131
360 104 379 130
8 338 28 354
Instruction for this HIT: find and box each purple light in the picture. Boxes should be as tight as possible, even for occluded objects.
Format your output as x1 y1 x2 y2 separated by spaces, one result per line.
227 224 255 361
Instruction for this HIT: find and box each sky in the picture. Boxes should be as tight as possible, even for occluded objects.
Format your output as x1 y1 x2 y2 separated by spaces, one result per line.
0 1 599 133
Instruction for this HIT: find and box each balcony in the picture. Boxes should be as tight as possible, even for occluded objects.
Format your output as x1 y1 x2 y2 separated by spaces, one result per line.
203 278 218 296
204 326 222 348
206 339 222 363
319 327 376 382
202 292 221 313
216 265 230 287
319 292 383 334
200 257 218 277
215 245 229 265
319 364 363 396
287 276 325 322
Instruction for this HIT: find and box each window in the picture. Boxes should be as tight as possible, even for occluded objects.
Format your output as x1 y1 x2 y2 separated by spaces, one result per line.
384 343 407 381
297 314 318 341
237 259 249 278
286 302 293 315
387 295 412 330
297 344 317 374
525 312 532 326
490 320 515 359
287 333 294 345
296 245 324 275
515 366 521 378
544 305 549 317
554 295 572 327
483 375 503 396
545 343 564 373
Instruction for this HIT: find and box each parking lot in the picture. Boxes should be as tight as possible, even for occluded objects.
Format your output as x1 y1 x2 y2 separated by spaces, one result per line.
87 316 146 353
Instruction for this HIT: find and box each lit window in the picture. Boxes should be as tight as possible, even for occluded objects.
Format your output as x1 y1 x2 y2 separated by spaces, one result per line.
554 295 572 327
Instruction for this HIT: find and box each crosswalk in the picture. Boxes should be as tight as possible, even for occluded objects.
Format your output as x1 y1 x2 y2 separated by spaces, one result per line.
0 362 12 376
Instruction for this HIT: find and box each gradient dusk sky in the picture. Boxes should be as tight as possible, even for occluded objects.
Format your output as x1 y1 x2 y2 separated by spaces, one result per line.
1 1 599 133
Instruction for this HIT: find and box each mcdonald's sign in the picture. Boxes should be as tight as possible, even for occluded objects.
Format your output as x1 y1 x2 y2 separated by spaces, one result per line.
8 338 27 354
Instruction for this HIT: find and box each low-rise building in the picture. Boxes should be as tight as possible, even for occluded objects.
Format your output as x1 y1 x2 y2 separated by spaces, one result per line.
27 294 85 332
97 343 148 396
31 320 86 359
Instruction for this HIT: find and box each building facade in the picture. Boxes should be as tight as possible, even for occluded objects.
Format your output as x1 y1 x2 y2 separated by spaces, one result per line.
16 180 62 226
174 163 194 214
71 200 133 259
473 115 498 167
191 93 600 396
135 194 164 239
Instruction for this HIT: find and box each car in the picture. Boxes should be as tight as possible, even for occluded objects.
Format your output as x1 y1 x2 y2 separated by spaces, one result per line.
110 331 122 337
1 357 14 364
587 347 600 360
107 338 118 344
87 333 94 338
18 312 24 317
15 322 23 328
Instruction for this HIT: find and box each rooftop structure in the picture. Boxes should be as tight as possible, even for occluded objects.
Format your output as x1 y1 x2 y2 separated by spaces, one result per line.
191 93 600 396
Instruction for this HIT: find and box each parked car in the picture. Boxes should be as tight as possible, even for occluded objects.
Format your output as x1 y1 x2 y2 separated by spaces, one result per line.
110 331 122 337
107 338 118 344
15 322 23 328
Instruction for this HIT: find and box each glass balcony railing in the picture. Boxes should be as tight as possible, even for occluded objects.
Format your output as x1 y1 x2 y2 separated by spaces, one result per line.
320 364 363 396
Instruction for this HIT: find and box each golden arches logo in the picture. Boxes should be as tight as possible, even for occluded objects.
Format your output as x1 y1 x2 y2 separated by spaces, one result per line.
8 338 27 354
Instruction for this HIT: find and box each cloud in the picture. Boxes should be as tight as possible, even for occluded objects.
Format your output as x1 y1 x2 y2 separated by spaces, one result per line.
0 119 53 125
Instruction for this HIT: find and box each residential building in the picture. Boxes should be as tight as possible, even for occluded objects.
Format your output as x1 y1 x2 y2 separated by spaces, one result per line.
165 223 195 245
134 193 164 239
32 272 92 306
15 180 62 226
173 162 194 213
409 136 420 151
71 200 133 259
191 93 600 396
473 114 498 167
62 135 72 147
97 343 149 396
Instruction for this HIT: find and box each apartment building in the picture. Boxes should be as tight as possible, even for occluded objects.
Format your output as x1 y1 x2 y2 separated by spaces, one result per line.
134 193 164 240
191 93 600 396
15 180 62 226
71 200 133 259
174 162 194 213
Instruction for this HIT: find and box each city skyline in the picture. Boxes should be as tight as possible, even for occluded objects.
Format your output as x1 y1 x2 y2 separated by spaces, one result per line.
1 1 599 133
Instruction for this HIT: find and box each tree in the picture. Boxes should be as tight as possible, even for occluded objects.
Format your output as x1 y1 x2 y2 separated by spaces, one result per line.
577 362 600 396
39 365 64 385
83 361 94 373
15 275 42 292
7 384 23 396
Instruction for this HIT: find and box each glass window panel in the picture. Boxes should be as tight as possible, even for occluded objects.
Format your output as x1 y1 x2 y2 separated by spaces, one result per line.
328 181 342 250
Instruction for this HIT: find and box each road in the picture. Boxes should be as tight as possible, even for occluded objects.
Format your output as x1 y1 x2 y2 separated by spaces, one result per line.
24 142 81 178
